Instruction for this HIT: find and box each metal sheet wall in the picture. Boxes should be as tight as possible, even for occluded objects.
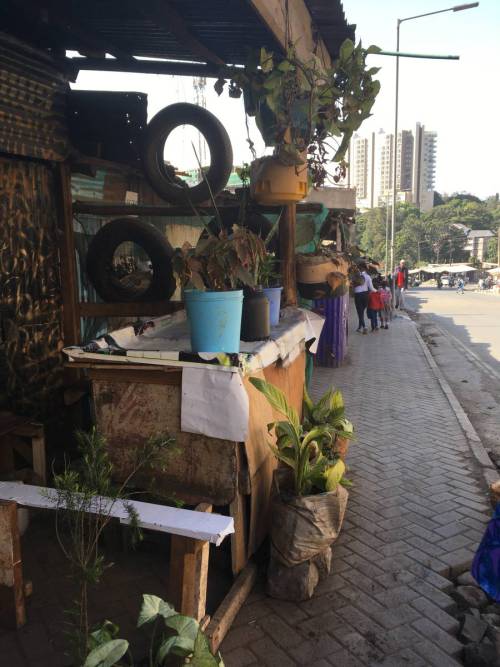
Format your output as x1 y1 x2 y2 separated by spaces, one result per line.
0 158 64 417
0 31 69 161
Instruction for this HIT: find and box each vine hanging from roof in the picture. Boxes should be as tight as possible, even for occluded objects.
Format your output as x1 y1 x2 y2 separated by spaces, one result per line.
215 39 381 188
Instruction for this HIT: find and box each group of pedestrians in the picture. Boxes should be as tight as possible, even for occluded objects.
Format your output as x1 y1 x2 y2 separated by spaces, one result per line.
353 259 409 334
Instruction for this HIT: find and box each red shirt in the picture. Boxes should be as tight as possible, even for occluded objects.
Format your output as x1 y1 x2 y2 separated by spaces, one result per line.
397 270 405 287
368 291 383 310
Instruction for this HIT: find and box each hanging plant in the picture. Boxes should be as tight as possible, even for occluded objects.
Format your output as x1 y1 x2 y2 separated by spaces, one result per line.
215 39 381 189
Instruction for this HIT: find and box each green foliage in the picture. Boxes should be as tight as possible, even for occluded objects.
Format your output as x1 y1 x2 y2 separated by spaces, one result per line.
356 195 500 266
215 39 381 187
85 595 223 667
302 385 354 461
173 227 268 290
249 377 346 496
50 429 175 664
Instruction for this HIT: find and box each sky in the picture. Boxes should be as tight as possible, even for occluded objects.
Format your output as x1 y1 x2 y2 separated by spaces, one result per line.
72 0 500 200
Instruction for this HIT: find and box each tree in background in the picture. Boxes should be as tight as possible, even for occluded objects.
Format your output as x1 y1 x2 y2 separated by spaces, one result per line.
356 194 500 267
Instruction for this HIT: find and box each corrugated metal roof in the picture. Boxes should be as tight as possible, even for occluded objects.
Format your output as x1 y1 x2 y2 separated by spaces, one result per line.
0 0 354 66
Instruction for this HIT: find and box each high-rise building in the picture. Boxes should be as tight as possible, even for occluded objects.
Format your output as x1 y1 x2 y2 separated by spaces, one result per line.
350 123 437 211
412 123 437 212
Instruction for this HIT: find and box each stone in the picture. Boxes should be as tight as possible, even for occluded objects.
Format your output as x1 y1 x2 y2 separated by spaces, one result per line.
482 614 500 628
312 547 333 580
460 614 488 643
457 571 478 587
463 641 499 667
456 585 489 609
267 557 319 602
485 604 500 615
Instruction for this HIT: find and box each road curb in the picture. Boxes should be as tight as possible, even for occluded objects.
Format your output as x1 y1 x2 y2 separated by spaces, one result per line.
411 320 498 492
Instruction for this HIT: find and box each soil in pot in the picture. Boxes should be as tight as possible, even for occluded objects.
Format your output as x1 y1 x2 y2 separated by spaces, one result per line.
241 287 270 341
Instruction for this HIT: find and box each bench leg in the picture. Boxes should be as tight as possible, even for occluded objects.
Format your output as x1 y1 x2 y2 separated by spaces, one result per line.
0 501 26 629
168 502 212 621
229 491 247 576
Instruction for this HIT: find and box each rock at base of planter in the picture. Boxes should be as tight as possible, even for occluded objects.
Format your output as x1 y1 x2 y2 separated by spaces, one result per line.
312 547 333 580
267 557 319 601
456 585 489 609
463 641 499 667
460 613 489 643
458 571 478 587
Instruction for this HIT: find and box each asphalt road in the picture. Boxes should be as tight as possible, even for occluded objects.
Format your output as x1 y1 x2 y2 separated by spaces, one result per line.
405 286 500 376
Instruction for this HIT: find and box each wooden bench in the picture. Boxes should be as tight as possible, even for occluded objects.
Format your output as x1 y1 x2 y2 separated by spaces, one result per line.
0 413 46 484
0 482 234 630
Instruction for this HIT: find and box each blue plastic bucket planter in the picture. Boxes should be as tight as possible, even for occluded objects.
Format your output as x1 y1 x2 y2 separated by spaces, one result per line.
263 287 283 326
184 289 243 353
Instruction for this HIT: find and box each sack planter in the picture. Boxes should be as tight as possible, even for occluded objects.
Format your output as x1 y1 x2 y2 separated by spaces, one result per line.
184 289 243 353
250 156 309 206
262 286 283 326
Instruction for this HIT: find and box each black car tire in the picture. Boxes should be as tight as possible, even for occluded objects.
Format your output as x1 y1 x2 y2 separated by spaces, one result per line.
142 103 233 204
86 218 176 302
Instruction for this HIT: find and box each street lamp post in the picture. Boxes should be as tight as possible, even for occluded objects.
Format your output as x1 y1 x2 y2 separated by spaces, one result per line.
389 2 479 296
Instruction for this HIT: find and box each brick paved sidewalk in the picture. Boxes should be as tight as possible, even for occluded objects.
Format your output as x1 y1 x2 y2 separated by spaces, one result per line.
221 311 492 666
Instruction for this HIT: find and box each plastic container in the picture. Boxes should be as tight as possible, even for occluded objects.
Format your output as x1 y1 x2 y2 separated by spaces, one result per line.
250 157 309 205
263 287 283 326
241 288 270 342
184 289 243 353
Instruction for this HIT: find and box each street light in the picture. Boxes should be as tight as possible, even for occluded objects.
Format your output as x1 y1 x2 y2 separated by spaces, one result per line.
389 2 479 295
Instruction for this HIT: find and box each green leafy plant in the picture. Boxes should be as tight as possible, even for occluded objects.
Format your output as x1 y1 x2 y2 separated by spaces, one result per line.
303 385 354 459
50 429 175 664
257 253 281 287
249 377 345 496
84 594 223 667
216 39 381 187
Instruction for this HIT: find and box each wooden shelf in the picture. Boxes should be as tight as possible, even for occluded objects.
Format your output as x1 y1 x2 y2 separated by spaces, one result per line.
79 301 184 318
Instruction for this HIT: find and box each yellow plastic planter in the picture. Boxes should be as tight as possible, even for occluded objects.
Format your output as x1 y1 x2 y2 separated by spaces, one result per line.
250 156 309 205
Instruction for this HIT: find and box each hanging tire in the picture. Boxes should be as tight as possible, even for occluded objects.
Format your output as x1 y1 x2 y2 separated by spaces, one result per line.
142 103 233 204
86 218 176 302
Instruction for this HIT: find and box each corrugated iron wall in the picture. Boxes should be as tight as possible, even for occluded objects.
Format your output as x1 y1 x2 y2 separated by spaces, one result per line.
0 31 69 162
0 158 64 417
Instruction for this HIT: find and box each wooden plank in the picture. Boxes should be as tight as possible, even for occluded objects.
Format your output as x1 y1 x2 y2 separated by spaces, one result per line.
56 162 80 347
280 204 297 307
206 561 258 653
249 0 332 66
168 503 212 621
229 489 247 576
88 368 182 386
0 501 25 629
0 483 234 545
79 301 184 318
31 437 47 485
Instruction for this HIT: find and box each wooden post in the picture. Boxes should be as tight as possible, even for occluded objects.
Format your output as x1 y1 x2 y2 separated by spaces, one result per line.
280 204 297 306
168 503 212 621
56 162 80 348
0 501 25 629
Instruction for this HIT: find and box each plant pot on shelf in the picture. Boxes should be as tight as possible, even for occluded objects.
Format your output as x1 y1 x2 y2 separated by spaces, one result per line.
250 156 309 205
262 286 283 326
184 289 243 353
241 287 270 342
297 254 349 300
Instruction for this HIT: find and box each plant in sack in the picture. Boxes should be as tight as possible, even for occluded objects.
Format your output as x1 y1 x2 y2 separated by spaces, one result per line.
296 243 351 300
215 39 380 202
249 377 349 600
303 385 354 461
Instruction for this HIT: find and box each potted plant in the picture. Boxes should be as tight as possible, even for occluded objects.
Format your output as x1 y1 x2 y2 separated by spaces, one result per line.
303 385 354 460
249 377 348 600
173 226 269 352
216 39 381 203
258 253 282 327
296 244 350 300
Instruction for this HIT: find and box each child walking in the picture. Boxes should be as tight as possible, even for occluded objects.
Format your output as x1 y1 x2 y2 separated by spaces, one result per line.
367 281 383 332
380 280 392 329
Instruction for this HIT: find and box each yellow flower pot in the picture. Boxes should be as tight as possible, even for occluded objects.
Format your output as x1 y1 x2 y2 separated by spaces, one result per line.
250 156 309 205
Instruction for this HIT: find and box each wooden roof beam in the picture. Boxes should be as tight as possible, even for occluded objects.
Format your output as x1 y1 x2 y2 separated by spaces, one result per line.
142 0 225 66
249 0 332 67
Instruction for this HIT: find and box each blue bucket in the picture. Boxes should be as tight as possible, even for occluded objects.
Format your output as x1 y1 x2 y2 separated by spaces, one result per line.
263 287 283 326
184 289 243 353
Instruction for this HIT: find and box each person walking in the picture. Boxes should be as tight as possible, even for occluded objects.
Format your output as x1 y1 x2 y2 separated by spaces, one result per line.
353 261 377 334
367 281 384 332
457 277 465 294
393 260 409 309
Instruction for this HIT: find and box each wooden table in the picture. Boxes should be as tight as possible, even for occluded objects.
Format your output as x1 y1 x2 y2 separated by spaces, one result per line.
87 352 305 576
